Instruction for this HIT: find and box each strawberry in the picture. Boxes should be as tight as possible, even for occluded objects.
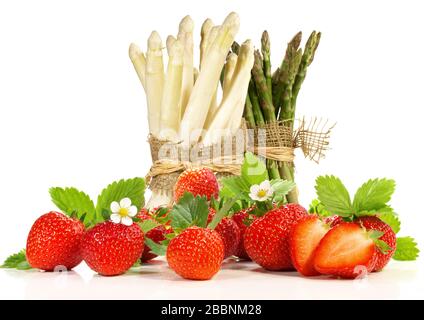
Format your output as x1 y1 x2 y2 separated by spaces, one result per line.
232 207 256 260
289 215 329 276
208 208 241 259
138 209 172 262
324 215 344 227
166 226 224 280
244 204 308 270
355 216 396 271
81 221 144 276
173 167 219 202
26 211 85 271
313 223 377 279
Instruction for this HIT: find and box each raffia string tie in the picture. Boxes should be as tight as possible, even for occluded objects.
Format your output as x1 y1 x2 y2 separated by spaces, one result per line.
248 146 295 162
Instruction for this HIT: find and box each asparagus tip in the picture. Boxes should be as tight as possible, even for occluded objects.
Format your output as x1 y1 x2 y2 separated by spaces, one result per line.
148 31 162 49
179 15 194 33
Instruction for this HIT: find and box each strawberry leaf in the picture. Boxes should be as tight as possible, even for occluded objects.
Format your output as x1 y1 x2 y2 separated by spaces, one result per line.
208 197 237 229
353 178 396 213
377 206 401 234
1 249 32 270
144 238 167 256
96 177 145 222
138 219 160 234
393 237 419 261
169 193 209 230
270 179 296 203
309 199 333 217
241 152 269 186
315 175 353 217
220 176 251 201
49 187 96 225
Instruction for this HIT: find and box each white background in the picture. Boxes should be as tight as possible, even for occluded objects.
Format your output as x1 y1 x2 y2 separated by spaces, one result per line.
1 0 423 299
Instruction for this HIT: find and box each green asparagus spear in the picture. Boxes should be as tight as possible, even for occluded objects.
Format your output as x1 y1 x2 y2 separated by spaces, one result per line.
231 41 240 55
261 31 272 98
251 50 276 122
279 48 303 126
272 32 302 113
243 94 256 127
290 31 321 111
248 80 265 126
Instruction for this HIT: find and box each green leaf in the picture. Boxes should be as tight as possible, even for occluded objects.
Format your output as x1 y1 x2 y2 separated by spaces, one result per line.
169 193 209 230
144 238 167 256
315 175 353 217
308 199 333 217
49 187 96 225
138 219 160 234
96 177 145 222
270 179 296 203
220 176 251 201
241 152 268 186
1 249 32 270
393 237 419 261
208 197 238 230
375 239 393 255
353 178 396 213
377 207 401 234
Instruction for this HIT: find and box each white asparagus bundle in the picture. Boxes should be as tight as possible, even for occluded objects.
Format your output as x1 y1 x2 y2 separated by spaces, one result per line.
129 12 259 208
179 12 240 145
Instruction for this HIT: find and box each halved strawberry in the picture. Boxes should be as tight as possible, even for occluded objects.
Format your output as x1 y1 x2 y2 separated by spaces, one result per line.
289 216 329 276
313 223 377 279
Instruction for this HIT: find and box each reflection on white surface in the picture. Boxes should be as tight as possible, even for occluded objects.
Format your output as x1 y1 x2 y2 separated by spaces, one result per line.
0 258 422 300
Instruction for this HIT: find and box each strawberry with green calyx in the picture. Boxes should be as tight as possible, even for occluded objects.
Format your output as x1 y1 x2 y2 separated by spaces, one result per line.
137 208 172 262
314 175 419 269
207 208 241 259
232 206 256 260
3 177 146 271
174 167 219 202
145 192 236 280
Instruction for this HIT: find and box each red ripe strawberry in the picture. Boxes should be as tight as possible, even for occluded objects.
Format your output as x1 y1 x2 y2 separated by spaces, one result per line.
26 211 84 271
166 226 224 280
355 216 396 271
208 208 241 259
289 215 329 276
137 209 172 262
174 167 219 202
314 223 377 279
232 207 256 260
81 221 144 276
324 215 344 227
244 204 308 270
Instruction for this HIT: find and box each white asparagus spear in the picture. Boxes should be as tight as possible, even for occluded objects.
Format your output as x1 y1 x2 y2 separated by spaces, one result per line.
202 25 222 129
200 19 214 67
159 39 184 141
222 53 238 99
128 43 146 90
146 31 165 137
179 12 240 145
177 16 194 116
202 39 254 145
193 67 199 83
166 35 176 54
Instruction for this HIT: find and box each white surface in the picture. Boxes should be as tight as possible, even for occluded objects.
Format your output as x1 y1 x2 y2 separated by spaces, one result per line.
1 258 423 300
1 0 423 299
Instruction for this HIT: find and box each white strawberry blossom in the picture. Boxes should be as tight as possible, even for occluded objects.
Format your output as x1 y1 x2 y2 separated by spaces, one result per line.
110 198 137 226
249 180 274 202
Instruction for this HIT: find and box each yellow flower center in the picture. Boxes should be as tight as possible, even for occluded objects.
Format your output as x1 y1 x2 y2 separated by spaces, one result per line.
119 207 129 217
257 189 267 198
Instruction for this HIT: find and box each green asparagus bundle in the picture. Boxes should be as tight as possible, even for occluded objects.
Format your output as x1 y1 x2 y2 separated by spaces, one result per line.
231 30 321 203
